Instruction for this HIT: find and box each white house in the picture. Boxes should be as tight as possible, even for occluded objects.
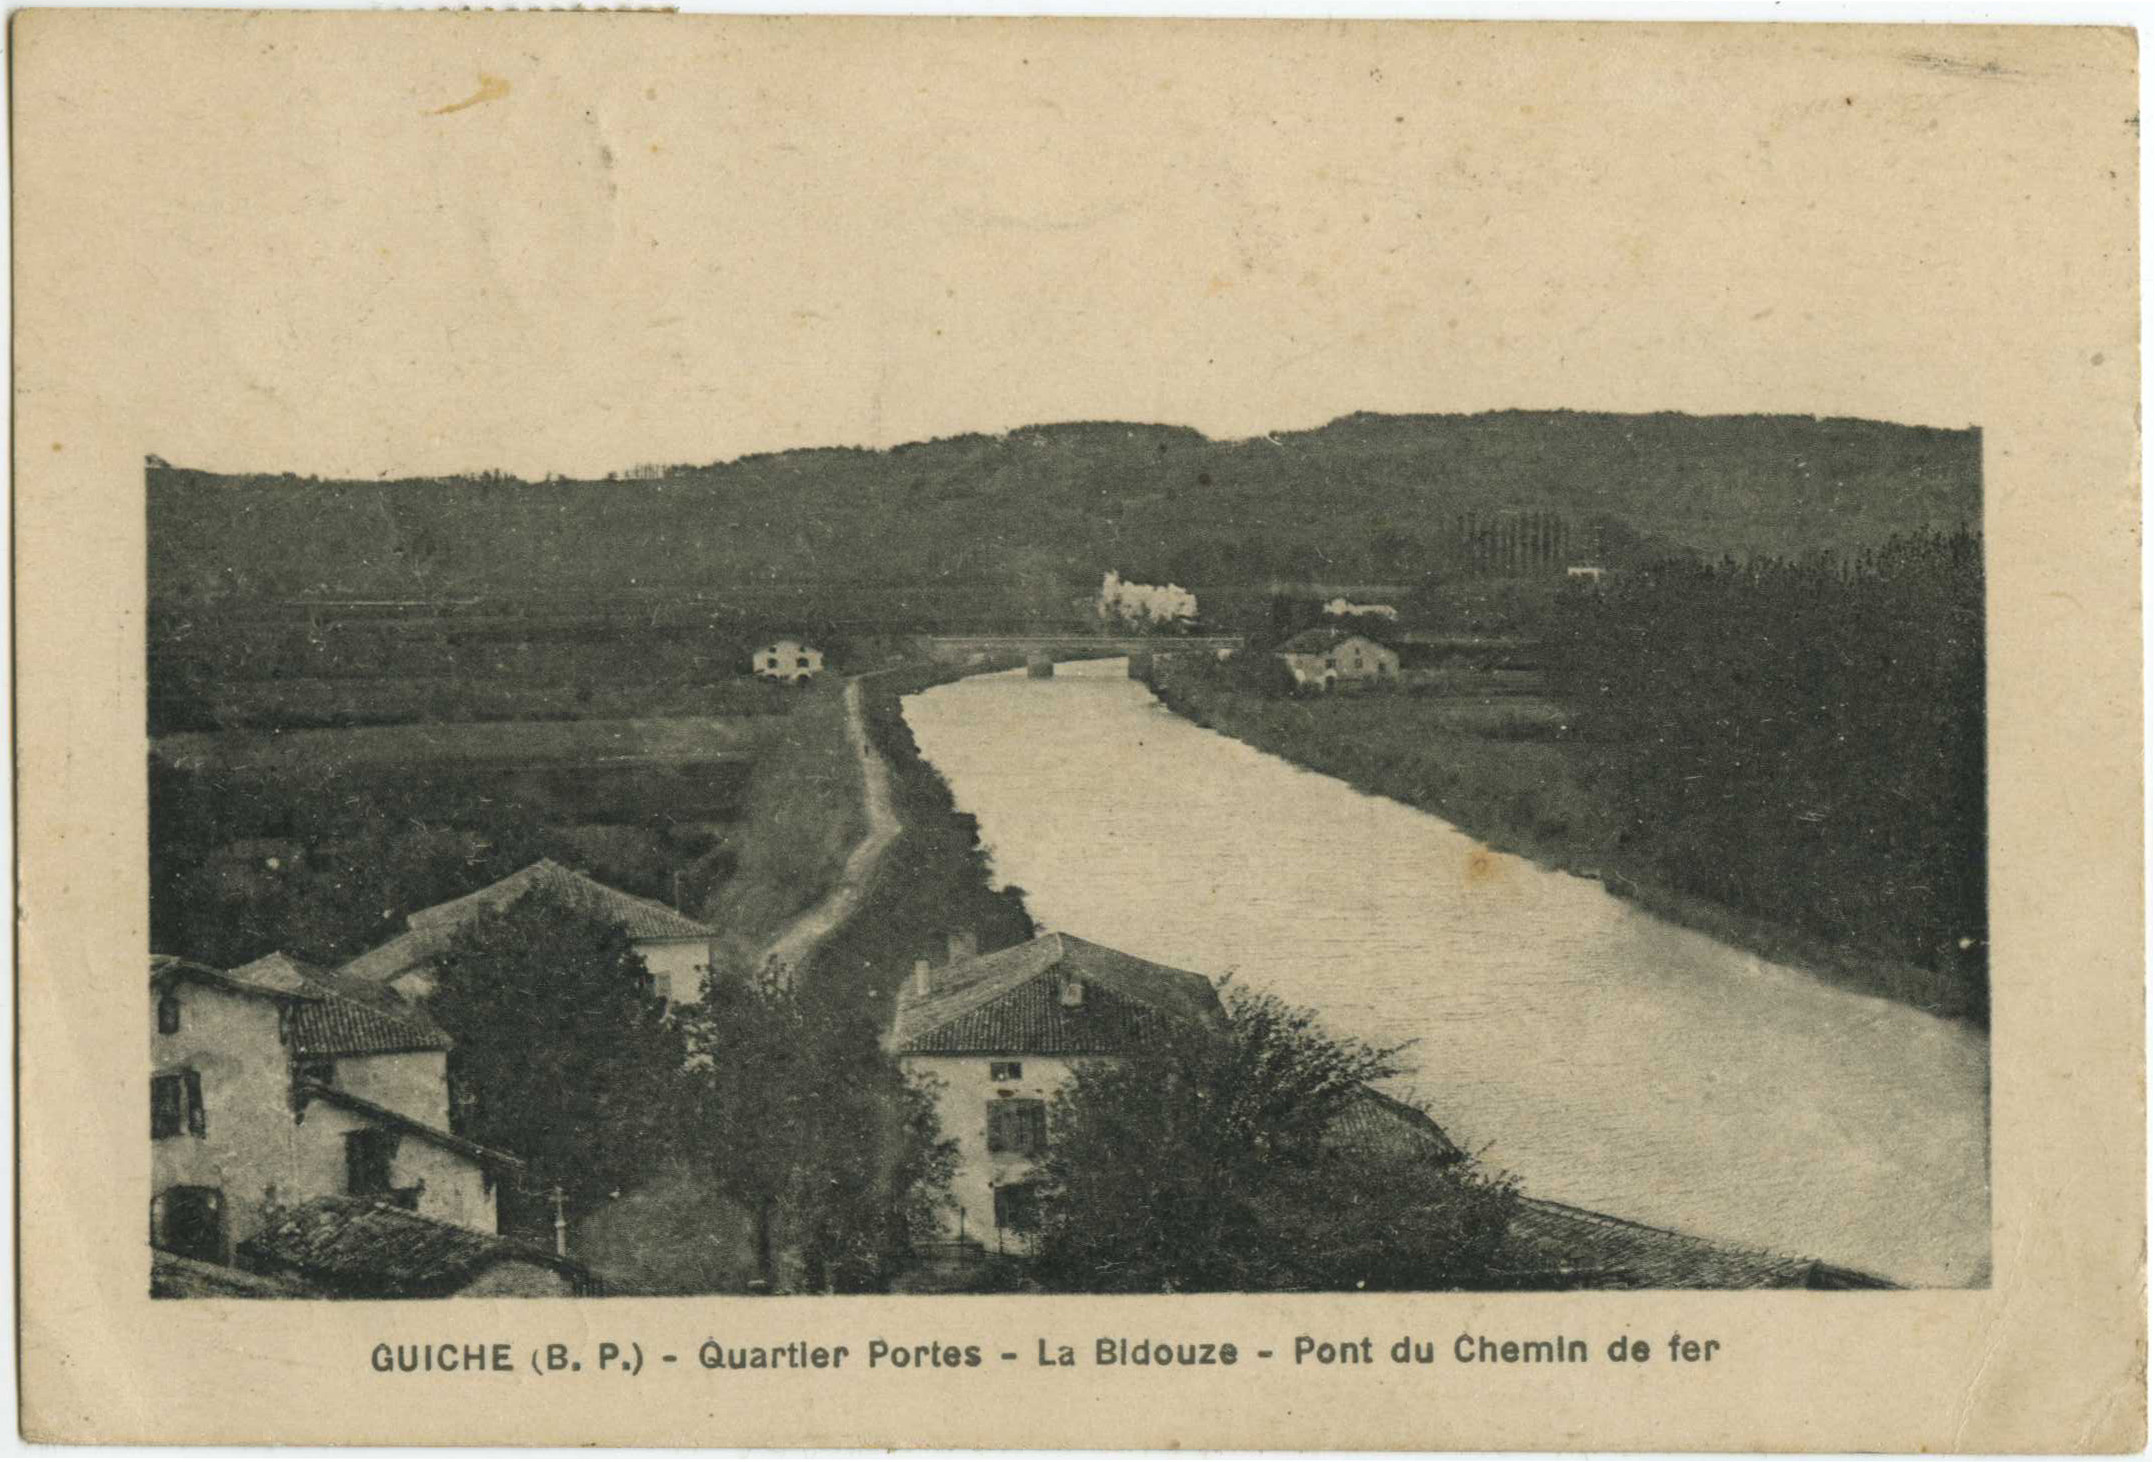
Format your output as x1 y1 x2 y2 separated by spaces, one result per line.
338 859 717 1008
1276 628 1401 689
149 954 522 1269
751 638 824 683
1097 572 1198 631
887 932 1226 1254
1323 597 1399 621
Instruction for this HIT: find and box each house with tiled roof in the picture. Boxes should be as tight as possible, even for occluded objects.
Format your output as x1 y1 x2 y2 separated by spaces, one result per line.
238 1195 589 1299
340 859 716 1008
889 931 1228 1254
1276 628 1399 690
150 953 521 1280
234 952 456 1127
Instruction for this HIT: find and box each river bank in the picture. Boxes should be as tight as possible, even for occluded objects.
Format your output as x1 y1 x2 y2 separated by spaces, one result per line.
1144 656 1982 1026
704 678 866 966
796 660 1036 1021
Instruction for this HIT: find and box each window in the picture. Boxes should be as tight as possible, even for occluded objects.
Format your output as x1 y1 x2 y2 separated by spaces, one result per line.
152 1071 203 1139
986 1098 1047 1157
796 656 810 669
153 1186 225 1264
993 1182 1041 1234
157 993 181 1034
989 1061 1023 1082
652 972 673 1002
345 1128 400 1198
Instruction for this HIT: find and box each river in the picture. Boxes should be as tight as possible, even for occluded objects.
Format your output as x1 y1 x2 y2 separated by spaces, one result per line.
902 658 1990 1287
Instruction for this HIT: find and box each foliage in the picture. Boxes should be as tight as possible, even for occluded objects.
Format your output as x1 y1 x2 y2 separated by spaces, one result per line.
679 957 957 1293
1545 531 1987 1014
1029 983 1516 1292
1148 534 1988 1022
1216 648 1298 699
147 736 743 969
149 414 1978 617
424 884 691 1222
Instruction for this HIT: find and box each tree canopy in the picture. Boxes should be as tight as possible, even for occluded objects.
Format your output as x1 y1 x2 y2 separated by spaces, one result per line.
425 884 690 1224
679 958 956 1293
1030 983 1517 1292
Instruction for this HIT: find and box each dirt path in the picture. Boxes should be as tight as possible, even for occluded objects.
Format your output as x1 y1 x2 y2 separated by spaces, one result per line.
756 675 902 974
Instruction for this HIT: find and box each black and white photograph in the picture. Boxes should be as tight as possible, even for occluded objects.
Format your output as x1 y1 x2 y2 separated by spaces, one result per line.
14 10 2139 1450
148 355 1986 1301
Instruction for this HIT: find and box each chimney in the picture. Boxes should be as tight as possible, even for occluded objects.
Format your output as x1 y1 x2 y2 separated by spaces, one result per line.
947 930 978 963
1059 978 1086 1009
912 959 932 997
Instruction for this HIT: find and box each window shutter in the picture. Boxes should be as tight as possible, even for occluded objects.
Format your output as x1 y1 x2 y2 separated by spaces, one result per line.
151 1076 182 1139
184 1070 206 1137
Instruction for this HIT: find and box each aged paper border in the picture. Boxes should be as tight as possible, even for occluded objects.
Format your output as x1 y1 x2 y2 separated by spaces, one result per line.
12 12 2143 1449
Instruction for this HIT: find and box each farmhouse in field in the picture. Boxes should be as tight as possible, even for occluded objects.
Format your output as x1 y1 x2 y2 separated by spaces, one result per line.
150 954 523 1275
1276 628 1400 690
338 859 716 1007
889 931 1227 1254
751 637 824 683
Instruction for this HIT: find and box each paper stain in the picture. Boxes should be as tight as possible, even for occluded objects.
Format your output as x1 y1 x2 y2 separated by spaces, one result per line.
428 74 511 117
1463 848 1504 888
1900 52 2024 82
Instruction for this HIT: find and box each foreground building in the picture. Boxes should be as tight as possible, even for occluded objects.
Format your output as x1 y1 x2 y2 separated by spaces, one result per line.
150 954 523 1269
339 859 717 1007
889 932 1227 1253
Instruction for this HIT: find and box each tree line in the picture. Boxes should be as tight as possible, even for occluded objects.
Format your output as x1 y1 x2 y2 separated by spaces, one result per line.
1545 530 1987 1017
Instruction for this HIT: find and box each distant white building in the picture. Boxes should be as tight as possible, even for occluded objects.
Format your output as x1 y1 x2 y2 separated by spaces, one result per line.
1565 566 1606 584
1323 597 1399 621
752 638 824 683
1097 572 1197 631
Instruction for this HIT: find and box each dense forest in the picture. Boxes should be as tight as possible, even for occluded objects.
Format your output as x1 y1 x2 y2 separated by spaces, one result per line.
149 412 1979 613
1545 531 1987 1014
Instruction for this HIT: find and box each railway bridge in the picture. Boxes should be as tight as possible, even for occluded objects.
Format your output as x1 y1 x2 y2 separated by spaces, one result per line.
920 634 1245 679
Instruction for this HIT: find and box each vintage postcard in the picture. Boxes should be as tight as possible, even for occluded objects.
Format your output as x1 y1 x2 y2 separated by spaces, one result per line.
12 10 2144 1450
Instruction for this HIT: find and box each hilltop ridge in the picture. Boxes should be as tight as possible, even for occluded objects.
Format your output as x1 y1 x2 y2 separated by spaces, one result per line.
148 409 1979 606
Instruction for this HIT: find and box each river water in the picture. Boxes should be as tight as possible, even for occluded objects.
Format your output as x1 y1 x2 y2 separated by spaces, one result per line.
902 659 1990 1287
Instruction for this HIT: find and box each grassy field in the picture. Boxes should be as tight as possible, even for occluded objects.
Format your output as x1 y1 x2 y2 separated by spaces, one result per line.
153 714 775 773
705 679 869 965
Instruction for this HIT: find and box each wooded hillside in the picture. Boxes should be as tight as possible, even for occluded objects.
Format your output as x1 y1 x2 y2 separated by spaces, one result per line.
148 411 1979 611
